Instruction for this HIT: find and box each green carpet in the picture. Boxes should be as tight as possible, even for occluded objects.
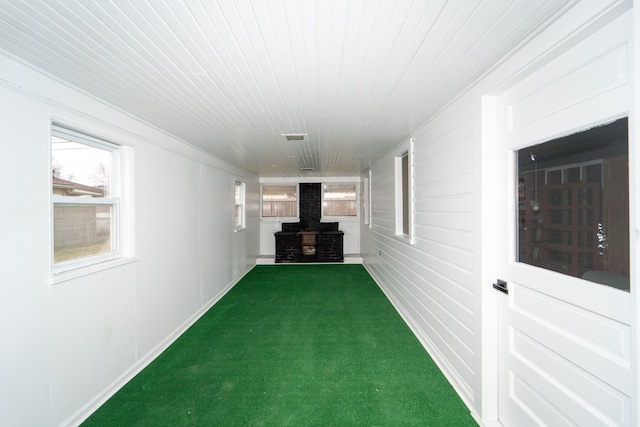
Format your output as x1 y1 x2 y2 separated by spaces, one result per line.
82 265 477 426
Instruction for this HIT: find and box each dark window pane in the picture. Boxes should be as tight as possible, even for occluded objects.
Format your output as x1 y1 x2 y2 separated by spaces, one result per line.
402 153 410 234
585 164 602 183
565 167 581 184
578 187 593 205
517 118 629 291
547 170 562 185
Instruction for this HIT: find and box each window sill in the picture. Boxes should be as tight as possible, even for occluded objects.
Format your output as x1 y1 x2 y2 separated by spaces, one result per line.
260 217 299 221
321 216 358 221
394 233 415 246
49 256 138 285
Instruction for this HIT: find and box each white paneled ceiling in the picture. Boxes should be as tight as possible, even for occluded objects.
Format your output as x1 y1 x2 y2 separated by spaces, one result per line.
0 0 575 177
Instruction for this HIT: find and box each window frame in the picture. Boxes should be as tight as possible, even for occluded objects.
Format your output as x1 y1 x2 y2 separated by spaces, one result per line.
50 123 132 278
321 183 358 218
234 180 246 231
394 138 415 245
515 117 629 290
260 183 299 219
364 171 371 226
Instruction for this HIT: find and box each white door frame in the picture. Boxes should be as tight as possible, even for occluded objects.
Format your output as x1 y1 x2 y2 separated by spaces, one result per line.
479 3 637 425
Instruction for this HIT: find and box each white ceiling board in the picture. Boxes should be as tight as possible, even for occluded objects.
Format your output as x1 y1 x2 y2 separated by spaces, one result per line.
0 0 576 177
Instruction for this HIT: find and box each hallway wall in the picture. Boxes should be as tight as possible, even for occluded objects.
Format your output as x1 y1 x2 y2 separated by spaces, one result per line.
361 91 480 412
0 54 259 426
360 0 636 423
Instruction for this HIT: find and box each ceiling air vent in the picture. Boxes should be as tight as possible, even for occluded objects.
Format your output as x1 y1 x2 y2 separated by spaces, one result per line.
283 133 306 141
301 167 314 171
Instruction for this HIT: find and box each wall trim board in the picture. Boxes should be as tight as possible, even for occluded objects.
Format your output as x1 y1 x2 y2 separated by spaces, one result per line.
61 263 256 427
361 262 479 420
477 95 500 423
633 5 640 427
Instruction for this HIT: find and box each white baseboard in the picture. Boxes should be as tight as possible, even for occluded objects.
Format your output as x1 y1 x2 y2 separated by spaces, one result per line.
62 264 255 427
361 262 480 425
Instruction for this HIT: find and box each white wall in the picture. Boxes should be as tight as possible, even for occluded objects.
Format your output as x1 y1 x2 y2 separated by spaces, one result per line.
362 91 481 413
361 0 637 423
0 54 259 427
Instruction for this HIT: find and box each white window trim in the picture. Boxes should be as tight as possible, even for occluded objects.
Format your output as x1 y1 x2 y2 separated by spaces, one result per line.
234 180 246 231
50 124 134 280
365 170 372 227
394 137 415 245
321 182 359 219
363 177 369 225
260 182 299 220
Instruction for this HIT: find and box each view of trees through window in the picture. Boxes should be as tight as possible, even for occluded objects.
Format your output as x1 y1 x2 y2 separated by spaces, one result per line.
52 130 116 264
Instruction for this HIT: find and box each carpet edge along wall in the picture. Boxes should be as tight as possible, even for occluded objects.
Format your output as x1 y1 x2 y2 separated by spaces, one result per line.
82 265 476 426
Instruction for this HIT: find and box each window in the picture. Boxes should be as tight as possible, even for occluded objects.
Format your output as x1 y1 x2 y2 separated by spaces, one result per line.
262 185 297 217
395 138 414 243
235 181 246 230
323 184 356 216
52 125 123 270
517 117 629 291
364 172 371 226
401 152 410 234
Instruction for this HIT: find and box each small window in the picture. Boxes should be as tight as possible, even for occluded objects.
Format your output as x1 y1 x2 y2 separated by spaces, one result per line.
517 118 629 291
323 184 357 217
262 185 297 217
234 181 246 230
364 173 371 225
52 126 121 269
401 152 410 235
395 138 414 243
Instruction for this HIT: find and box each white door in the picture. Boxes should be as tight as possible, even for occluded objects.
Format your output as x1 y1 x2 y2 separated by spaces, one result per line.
495 12 634 427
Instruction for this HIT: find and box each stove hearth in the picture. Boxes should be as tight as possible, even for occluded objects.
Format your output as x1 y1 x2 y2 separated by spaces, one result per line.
275 222 344 263
273 183 345 263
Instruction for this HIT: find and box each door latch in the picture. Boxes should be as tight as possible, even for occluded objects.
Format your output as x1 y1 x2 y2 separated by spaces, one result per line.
493 279 508 294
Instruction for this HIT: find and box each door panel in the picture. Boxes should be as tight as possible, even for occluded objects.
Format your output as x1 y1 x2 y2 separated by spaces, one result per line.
499 281 632 426
496 11 633 427
509 282 631 423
